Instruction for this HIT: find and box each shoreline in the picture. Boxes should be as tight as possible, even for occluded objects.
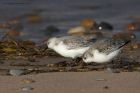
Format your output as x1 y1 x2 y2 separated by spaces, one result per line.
0 71 140 93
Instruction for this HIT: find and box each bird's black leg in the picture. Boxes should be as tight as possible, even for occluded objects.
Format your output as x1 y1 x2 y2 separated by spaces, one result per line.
72 57 80 65
72 57 86 68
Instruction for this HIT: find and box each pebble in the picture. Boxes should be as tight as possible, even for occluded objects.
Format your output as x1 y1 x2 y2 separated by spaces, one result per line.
96 78 106 81
21 86 34 91
123 42 140 50
80 18 97 29
9 69 24 76
67 26 86 35
68 19 98 35
97 22 113 31
103 86 109 89
21 78 35 84
132 43 140 49
125 22 140 31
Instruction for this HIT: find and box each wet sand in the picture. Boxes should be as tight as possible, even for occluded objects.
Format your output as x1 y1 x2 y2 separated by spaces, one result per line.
0 71 140 93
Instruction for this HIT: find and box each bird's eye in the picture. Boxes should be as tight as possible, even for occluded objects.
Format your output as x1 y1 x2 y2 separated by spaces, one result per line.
83 56 86 60
47 41 50 45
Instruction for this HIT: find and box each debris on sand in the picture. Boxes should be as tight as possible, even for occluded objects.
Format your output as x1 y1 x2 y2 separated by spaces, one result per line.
9 69 24 76
21 86 34 91
20 78 35 84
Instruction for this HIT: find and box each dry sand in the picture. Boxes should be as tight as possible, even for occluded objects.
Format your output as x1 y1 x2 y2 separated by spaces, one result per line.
0 71 140 93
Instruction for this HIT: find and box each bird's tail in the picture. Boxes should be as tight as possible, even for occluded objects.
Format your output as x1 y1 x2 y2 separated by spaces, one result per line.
113 39 131 49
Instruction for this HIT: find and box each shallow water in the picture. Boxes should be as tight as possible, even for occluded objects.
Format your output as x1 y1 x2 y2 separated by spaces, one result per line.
0 0 140 42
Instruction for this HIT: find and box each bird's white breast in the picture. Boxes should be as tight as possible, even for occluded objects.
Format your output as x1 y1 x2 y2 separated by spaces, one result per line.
53 42 89 58
92 49 121 63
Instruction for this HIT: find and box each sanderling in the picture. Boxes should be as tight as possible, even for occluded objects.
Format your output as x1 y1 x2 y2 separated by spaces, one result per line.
46 36 94 59
82 38 131 63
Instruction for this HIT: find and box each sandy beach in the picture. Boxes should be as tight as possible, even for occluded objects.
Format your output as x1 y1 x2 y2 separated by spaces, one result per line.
0 71 140 93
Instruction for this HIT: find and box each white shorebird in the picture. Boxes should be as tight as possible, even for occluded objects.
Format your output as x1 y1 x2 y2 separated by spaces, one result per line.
82 38 131 63
47 36 94 59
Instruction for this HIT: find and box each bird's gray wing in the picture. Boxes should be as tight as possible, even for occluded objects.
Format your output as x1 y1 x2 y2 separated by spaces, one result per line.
90 38 130 54
62 36 92 50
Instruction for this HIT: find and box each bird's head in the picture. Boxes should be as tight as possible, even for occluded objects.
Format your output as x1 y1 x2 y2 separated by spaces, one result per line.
82 51 94 63
46 37 58 49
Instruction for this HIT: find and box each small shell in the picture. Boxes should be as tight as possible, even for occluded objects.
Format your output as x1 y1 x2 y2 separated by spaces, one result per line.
21 86 33 91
